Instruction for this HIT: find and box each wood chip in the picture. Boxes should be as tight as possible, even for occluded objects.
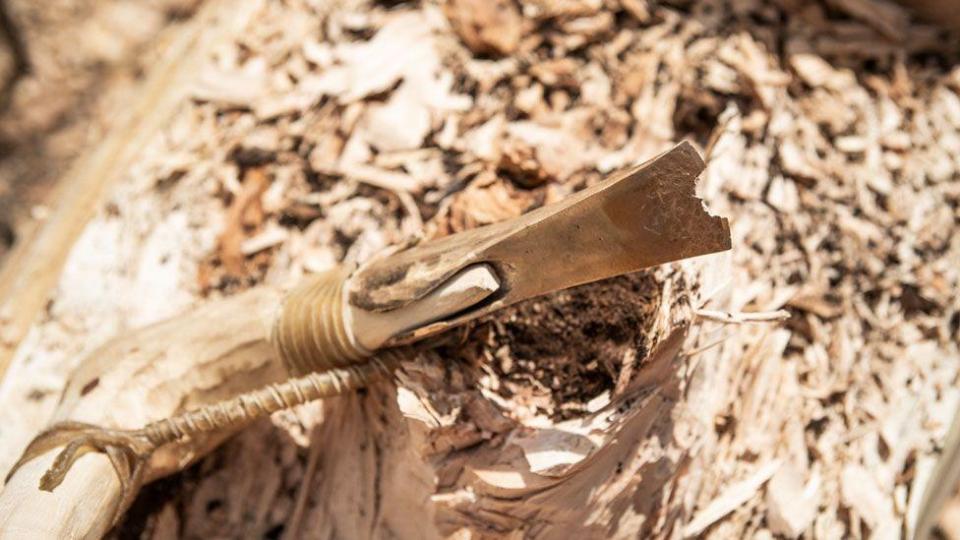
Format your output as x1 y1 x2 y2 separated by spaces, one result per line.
683 460 781 537
444 0 522 56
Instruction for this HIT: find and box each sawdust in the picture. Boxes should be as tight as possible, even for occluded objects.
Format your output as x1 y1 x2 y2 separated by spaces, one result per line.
0 0 959 537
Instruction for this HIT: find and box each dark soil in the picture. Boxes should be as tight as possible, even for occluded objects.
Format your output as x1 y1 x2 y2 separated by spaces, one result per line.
458 271 677 420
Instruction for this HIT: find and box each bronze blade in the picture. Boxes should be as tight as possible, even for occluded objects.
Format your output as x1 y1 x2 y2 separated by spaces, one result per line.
349 141 730 344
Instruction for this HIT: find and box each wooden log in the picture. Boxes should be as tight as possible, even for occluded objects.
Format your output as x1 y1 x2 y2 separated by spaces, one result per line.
0 290 698 538
0 287 285 538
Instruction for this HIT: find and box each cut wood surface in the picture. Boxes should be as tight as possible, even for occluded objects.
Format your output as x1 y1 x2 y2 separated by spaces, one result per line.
0 0 958 538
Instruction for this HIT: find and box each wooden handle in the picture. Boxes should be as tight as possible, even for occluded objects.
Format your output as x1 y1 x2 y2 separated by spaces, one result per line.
0 287 287 538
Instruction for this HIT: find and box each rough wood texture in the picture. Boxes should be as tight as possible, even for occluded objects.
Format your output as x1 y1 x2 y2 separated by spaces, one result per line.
0 287 285 538
0 291 701 538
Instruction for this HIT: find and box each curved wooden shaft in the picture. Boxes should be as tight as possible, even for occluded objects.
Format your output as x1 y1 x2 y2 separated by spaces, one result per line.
0 285 287 539
142 352 401 447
